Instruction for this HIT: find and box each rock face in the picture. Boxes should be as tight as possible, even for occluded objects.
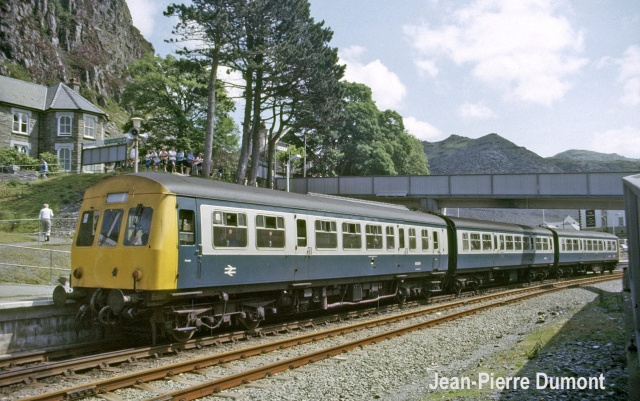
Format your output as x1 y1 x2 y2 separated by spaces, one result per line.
0 0 154 105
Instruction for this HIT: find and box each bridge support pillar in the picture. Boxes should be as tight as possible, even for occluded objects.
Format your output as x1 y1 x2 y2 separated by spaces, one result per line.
420 198 440 214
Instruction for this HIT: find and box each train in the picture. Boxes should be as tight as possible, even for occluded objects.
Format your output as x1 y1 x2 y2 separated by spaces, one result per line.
52 173 619 343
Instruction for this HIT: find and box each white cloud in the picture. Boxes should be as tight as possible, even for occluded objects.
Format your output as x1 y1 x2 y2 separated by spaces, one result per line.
589 125 640 158
125 0 163 37
458 102 496 119
403 0 587 106
415 59 439 78
339 46 407 110
618 46 640 106
403 116 444 141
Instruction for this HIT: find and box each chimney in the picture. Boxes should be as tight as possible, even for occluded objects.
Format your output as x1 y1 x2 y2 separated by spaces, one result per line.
69 78 80 93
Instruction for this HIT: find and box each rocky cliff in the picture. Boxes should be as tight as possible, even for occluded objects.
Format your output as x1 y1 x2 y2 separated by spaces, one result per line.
0 0 153 106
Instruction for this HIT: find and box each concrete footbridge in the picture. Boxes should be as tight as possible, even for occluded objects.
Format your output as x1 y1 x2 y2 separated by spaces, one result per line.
277 172 639 213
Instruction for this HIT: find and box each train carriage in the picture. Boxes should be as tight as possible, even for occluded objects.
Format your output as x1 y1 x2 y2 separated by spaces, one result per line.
55 173 450 342
548 228 618 275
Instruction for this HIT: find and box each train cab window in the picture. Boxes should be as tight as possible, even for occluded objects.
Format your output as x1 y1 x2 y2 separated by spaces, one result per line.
256 215 285 249
408 228 417 250
76 210 100 246
398 228 406 249
366 224 383 250
213 211 247 248
178 210 195 246
296 219 307 247
421 229 430 250
462 232 470 251
514 236 522 251
386 226 395 250
433 231 439 250
98 209 123 247
315 220 337 249
482 234 492 251
342 222 362 249
124 206 153 246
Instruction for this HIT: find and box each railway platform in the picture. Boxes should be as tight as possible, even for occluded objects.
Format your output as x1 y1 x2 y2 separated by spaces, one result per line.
0 283 55 309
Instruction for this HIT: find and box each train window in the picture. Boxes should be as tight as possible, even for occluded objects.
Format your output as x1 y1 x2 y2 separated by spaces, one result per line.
386 226 395 250
421 229 430 250
408 228 417 250
587 240 593 251
598 241 604 251
543 238 550 251
178 210 195 245
366 225 383 250
342 222 362 249
514 236 522 251
500 235 505 251
213 211 247 248
462 232 470 251
256 215 285 249
76 210 100 247
433 231 439 250
470 233 481 251
481 234 491 251
573 239 580 250
98 209 123 247
399 228 406 249
124 206 153 246
315 220 337 249
505 235 514 251
565 239 572 251
296 219 307 247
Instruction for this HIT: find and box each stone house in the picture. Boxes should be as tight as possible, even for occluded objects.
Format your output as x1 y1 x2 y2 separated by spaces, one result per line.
0 75 108 172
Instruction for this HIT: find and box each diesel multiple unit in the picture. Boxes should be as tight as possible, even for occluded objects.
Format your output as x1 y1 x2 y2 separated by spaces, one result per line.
53 173 619 343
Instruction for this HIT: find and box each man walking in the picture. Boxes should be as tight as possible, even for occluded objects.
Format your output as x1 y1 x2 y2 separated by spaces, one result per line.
40 158 48 179
39 203 54 241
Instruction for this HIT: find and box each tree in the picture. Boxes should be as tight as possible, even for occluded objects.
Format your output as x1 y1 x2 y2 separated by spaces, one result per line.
300 82 429 177
121 55 238 158
165 0 244 177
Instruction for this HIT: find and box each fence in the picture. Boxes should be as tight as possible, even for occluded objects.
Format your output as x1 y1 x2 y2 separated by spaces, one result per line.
0 217 78 241
0 243 71 284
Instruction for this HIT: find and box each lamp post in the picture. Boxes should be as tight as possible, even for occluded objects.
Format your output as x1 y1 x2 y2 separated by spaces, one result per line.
130 117 143 173
287 155 301 192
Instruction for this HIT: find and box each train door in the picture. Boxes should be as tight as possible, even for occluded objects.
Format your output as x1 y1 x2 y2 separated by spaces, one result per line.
177 198 199 288
432 229 443 271
397 225 408 270
293 216 310 280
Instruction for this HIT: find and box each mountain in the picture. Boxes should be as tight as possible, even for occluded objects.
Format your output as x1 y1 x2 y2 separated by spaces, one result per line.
547 150 640 172
423 134 640 175
422 133 563 175
0 0 153 106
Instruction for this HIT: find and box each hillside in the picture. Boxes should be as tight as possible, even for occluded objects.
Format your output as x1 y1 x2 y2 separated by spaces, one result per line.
422 134 562 175
423 134 640 175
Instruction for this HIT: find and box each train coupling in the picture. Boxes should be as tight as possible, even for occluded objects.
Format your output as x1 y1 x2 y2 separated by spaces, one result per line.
52 284 87 307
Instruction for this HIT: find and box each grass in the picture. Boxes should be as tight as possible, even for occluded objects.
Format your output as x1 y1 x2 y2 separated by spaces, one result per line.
0 174 108 284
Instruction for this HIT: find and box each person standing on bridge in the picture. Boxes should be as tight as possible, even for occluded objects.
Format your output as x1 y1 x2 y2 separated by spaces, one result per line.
39 203 54 241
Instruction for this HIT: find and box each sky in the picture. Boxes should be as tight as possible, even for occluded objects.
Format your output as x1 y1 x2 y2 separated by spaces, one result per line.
125 0 640 159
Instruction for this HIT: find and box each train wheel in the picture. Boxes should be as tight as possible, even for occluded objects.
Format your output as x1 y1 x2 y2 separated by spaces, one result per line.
239 316 261 330
167 328 195 343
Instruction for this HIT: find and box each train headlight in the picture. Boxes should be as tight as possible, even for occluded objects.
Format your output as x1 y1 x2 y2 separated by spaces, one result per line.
73 268 83 279
132 269 143 281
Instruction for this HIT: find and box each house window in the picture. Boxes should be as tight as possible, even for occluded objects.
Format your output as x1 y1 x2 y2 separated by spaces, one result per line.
57 112 73 136
55 144 74 172
11 108 30 134
11 140 31 156
84 115 97 138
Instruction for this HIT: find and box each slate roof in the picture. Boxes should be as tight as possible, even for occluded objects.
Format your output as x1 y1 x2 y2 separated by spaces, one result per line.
0 75 106 115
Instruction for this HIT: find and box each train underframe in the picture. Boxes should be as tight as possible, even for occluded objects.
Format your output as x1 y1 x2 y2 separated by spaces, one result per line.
64 261 617 344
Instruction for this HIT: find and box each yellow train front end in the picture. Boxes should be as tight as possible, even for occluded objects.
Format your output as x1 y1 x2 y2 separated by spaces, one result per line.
53 175 179 311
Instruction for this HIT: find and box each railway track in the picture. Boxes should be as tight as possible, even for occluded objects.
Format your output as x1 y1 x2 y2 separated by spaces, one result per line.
4 272 619 401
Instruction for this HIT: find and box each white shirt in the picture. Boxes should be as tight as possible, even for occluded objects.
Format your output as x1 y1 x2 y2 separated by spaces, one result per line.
39 208 54 219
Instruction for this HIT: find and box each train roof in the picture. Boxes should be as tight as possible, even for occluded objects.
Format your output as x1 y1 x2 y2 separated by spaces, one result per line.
447 216 550 235
107 173 448 226
546 227 618 240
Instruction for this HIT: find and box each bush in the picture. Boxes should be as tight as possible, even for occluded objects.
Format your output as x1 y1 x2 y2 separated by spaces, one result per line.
0 148 38 171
